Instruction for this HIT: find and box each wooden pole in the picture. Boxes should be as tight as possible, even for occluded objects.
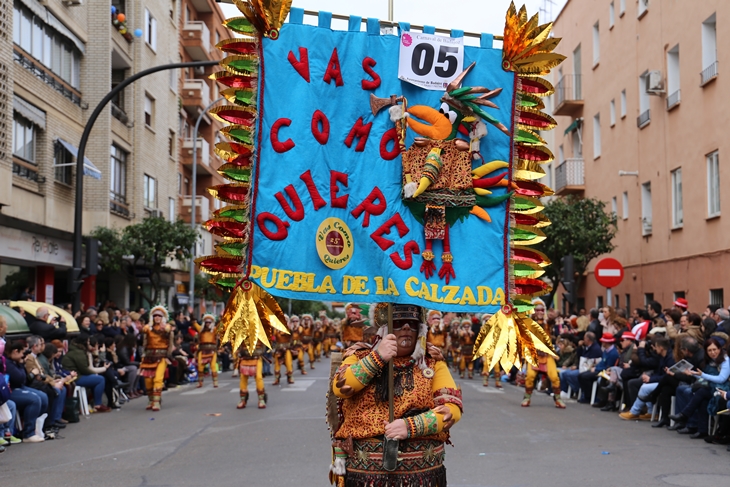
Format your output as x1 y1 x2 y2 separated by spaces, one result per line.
387 303 394 423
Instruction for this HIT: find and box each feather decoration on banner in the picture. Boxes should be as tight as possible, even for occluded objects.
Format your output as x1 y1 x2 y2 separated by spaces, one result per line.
233 0 293 40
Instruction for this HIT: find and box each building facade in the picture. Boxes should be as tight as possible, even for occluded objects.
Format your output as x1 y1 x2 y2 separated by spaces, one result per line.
0 0 182 309
552 0 729 312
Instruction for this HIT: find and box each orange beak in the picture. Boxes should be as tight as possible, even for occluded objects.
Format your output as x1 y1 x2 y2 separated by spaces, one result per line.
406 105 452 140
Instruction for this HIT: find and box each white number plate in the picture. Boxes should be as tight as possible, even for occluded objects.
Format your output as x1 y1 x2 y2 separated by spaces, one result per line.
398 32 465 91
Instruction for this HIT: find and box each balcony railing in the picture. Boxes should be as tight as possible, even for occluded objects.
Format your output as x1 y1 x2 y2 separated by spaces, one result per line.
637 109 651 128
666 90 680 110
182 21 211 61
110 192 130 218
182 138 211 171
701 61 718 86
554 74 583 116
111 103 129 123
642 217 652 236
182 195 210 223
554 158 584 195
181 79 211 116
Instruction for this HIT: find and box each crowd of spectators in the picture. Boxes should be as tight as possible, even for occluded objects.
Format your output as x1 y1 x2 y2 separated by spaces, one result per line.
544 299 730 450
0 303 238 452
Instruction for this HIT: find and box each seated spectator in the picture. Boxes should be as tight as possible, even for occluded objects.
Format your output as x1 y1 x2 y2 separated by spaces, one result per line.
580 332 620 407
90 336 122 409
168 333 189 387
28 307 67 341
619 336 675 421
24 336 66 431
560 332 601 398
668 313 705 360
632 309 652 341
669 338 730 439
115 334 141 398
597 331 636 411
62 335 111 413
2 340 47 442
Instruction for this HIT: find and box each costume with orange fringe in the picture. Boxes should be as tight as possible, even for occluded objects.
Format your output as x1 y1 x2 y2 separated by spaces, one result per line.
141 305 174 411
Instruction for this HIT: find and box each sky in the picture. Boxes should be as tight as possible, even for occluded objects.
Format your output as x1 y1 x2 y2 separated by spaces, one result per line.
220 0 569 38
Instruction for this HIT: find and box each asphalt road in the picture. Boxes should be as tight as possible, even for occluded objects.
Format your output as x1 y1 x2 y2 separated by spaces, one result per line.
2 357 728 487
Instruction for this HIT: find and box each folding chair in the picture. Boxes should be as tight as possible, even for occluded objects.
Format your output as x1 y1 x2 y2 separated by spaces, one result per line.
73 386 90 416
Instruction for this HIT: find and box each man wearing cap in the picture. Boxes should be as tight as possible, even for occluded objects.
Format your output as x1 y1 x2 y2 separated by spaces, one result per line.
194 314 219 388
578 332 620 407
597 331 637 411
673 298 689 316
140 306 174 411
330 303 462 487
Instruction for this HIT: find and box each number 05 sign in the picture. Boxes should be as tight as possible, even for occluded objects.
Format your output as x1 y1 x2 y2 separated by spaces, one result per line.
398 32 465 90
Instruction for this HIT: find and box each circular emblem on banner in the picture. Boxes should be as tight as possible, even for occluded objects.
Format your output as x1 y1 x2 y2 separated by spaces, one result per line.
316 218 354 269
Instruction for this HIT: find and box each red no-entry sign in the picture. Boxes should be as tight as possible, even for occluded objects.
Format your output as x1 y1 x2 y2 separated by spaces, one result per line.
595 258 624 288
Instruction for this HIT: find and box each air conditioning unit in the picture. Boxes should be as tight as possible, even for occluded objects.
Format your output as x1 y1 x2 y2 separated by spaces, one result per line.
149 209 163 218
194 66 206 75
646 70 665 94
63 0 83 5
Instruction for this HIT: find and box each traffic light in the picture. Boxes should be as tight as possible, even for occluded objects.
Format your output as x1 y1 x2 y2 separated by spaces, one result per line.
67 267 84 294
85 237 102 276
561 254 576 305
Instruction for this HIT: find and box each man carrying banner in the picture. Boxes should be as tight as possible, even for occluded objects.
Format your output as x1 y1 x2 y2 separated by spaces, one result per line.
141 306 174 411
236 342 267 409
194 314 219 388
331 303 462 487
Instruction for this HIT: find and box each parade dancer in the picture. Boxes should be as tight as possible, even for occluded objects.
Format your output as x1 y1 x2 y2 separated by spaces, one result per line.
478 314 502 388
458 318 475 379
273 318 295 385
141 306 174 411
288 315 307 375
425 310 449 359
236 342 267 409
330 303 462 487
313 317 325 361
522 299 566 408
300 314 316 370
340 303 368 349
194 314 219 388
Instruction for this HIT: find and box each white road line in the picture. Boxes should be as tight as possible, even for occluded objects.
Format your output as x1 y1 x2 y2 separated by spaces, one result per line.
280 379 316 391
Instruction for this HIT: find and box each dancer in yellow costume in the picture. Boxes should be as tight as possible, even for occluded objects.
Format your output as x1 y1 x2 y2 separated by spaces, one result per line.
457 318 475 379
300 314 316 370
236 342 267 409
288 314 308 375
194 314 219 388
140 305 174 411
313 317 325 361
323 317 339 356
522 299 566 408
425 310 449 358
330 303 462 487
273 317 295 385
478 314 502 388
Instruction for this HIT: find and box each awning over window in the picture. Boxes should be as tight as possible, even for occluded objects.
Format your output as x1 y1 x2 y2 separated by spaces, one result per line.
13 96 46 129
18 0 86 54
563 118 583 136
56 139 102 180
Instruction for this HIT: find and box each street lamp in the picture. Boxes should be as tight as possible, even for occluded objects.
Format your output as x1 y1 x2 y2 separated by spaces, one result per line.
70 60 220 313
189 96 226 314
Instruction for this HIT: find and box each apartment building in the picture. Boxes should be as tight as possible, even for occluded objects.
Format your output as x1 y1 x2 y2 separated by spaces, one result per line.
551 0 728 311
0 0 181 309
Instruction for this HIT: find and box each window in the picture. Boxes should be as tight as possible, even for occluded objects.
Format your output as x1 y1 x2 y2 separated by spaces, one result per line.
571 126 582 158
178 173 183 194
701 14 717 85
54 142 73 185
609 2 615 28
558 144 565 163
638 0 648 18
110 144 129 215
592 22 600 66
12 114 35 163
144 95 154 127
593 113 601 158
620 89 627 118
619 0 625 16
111 69 127 120
144 174 157 209
185 6 191 23
170 0 176 19
638 72 650 127
544 162 552 190
710 289 724 307
145 8 158 51
596 296 604 309
667 45 680 109
707 150 720 217
625 294 630 312
673 291 685 301
169 130 175 157
215 30 220 46
169 64 177 92
641 182 652 235
622 191 629 220
610 99 616 126
671 168 683 228
168 198 176 222
611 196 617 216
644 293 654 306
614 294 620 309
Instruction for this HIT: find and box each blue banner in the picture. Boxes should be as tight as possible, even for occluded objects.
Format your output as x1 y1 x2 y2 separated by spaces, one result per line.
247 20 515 312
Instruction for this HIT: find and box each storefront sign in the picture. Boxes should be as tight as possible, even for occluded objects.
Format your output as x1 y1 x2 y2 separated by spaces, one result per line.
0 227 73 267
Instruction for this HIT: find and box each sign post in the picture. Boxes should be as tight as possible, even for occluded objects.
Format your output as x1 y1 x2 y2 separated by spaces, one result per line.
594 258 624 307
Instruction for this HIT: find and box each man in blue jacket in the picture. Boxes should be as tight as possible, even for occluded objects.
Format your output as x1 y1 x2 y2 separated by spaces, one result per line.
620 335 675 420
578 332 620 405
560 331 602 399
2 340 48 442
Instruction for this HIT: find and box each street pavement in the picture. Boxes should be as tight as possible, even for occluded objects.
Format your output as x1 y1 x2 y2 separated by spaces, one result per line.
2 356 729 487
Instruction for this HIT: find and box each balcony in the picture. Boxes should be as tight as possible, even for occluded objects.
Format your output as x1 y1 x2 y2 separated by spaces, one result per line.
553 74 583 116
188 0 214 13
182 21 211 61
701 61 718 86
181 79 211 117
181 195 210 224
554 158 584 195
181 138 213 175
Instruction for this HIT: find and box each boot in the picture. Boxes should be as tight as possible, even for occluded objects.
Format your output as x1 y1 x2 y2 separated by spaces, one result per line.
521 393 532 407
287 373 294 384
554 388 566 409
483 375 489 387
467 370 473 380
310 363 316 370
146 393 154 410
237 391 249 409
213 375 219 388
196 378 204 388
273 373 281 385
257 392 267 409
151 390 162 412
459 369 465 379
301 365 308 376
495 378 503 389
